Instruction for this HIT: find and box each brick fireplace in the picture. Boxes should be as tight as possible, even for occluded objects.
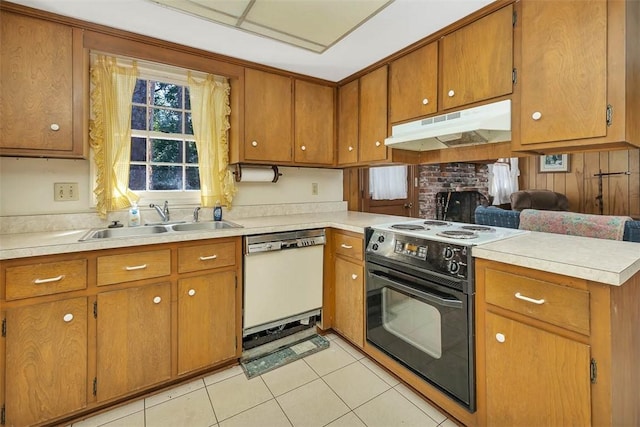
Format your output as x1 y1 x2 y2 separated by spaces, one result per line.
419 163 490 220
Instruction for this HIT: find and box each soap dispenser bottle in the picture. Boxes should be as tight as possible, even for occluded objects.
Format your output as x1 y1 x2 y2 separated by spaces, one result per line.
128 202 141 227
213 200 222 221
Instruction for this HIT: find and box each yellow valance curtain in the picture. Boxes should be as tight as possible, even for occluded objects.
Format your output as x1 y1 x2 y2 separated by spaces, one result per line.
188 73 236 207
89 55 139 218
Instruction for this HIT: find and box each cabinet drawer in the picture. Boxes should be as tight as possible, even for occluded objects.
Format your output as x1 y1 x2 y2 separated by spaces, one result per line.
333 232 363 261
97 249 170 286
485 268 590 335
6 259 87 300
178 241 236 273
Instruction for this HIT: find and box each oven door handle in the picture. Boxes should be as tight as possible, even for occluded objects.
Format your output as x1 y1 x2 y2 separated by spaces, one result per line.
370 271 463 308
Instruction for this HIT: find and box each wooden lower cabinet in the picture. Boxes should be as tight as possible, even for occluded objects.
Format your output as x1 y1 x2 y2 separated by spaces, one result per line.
333 257 364 347
5 297 88 426
476 258 640 426
178 270 236 375
96 282 172 401
484 312 591 426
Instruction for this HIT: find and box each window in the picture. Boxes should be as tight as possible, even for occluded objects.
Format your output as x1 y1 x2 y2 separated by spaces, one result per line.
129 79 200 192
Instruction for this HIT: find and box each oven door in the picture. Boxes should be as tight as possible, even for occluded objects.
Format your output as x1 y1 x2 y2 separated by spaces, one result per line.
366 261 474 411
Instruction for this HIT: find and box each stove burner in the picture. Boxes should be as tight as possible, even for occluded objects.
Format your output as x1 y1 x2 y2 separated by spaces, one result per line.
436 230 478 239
460 225 494 232
391 224 425 231
423 220 449 226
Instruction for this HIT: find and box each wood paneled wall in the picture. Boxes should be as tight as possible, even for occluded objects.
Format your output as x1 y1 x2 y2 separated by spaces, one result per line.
519 149 640 218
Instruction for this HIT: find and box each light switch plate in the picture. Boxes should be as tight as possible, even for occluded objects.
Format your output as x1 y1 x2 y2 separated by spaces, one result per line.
54 182 79 201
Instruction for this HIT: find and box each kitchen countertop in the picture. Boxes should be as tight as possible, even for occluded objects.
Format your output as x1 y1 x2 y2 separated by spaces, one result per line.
472 231 640 286
3 212 640 286
0 211 408 260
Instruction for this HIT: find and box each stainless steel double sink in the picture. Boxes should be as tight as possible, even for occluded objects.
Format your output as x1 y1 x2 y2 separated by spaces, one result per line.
79 220 243 241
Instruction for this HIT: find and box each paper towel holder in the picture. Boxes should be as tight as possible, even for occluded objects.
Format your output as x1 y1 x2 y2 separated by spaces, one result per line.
233 164 282 183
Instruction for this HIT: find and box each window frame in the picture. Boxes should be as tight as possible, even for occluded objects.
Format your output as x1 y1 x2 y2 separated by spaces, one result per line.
89 53 211 208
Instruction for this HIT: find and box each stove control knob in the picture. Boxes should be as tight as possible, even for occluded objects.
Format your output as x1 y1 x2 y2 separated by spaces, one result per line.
444 247 454 260
377 235 385 243
449 260 460 274
372 243 379 251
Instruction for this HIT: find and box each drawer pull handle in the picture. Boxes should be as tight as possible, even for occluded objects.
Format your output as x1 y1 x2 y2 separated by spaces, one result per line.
34 275 65 284
188 289 196 296
341 244 353 249
515 292 545 305
351 274 358 280
199 255 218 261
125 264 147 271
153 296 162 304
495 333 506 343
63 313 74 323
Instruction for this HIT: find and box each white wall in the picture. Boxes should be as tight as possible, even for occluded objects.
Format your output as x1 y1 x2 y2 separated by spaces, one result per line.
0 157 343 216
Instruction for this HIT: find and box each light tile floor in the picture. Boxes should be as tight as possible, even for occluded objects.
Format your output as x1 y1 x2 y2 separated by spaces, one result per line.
72 334 458 427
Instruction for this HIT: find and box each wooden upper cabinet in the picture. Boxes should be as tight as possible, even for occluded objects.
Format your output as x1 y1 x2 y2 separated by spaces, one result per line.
440 4 514 110
294 79 335 165
244 68 293 163
359 66 389 163
0 11 86 158
516 0 608 147
337 79 359 165
389 42 438 124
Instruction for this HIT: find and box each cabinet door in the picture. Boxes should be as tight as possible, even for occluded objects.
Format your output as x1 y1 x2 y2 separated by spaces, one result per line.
441 5 513 110
389 42 438 123
294 79 335 165
485 312 591 426
96 282 171 401
5 297 87 426
337 79 359 165
334 257 364 347
359 66 388 163
177 271 236 375
244 68 293 162
0 11 84 158
519 0 607 145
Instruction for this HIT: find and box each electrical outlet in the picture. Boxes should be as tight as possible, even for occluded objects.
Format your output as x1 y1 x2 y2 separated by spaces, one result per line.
54 182 79 201
311 182 319 195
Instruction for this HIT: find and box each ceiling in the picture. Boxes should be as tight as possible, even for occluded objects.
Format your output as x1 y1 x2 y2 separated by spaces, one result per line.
8 0 495 82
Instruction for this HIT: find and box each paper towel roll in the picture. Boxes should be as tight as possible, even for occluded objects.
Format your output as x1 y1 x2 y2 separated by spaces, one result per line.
234 165 281 182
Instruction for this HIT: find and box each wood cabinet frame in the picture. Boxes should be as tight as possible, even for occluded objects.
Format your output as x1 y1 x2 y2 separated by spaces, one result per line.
0 237 242 426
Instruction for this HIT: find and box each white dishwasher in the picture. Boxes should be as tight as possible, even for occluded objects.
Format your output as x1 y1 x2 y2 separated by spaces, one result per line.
243 229 325 337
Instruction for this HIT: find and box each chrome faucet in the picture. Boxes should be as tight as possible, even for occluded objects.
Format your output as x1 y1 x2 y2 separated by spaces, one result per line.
149 201 170 223
193 206 201 222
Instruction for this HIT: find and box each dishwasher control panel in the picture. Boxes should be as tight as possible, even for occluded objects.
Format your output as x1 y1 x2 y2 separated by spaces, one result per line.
245 229 325 254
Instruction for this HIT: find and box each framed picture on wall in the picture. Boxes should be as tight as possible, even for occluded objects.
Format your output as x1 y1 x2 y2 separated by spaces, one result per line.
539 154 570 173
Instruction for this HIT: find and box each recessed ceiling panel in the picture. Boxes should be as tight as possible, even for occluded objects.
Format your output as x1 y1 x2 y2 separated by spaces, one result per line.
149 0 394 53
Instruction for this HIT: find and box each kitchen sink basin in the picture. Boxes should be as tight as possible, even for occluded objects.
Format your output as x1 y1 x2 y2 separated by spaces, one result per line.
79 225 169 241
79 220 243 241
170 220 243 232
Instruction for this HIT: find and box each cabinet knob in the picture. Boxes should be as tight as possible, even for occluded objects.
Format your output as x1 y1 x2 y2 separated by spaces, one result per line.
153 296 162 304
531 111 542 121
495 333 506 343
348 146 353 152
251 141 258 147
301 145 306 151
63 313 74 323
50 123 60 131
340 243 353 249
448 90 455 97
188 289 196 296
199 254 217 261
351 274 358 280
375 141 381 147
422 98 429 105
